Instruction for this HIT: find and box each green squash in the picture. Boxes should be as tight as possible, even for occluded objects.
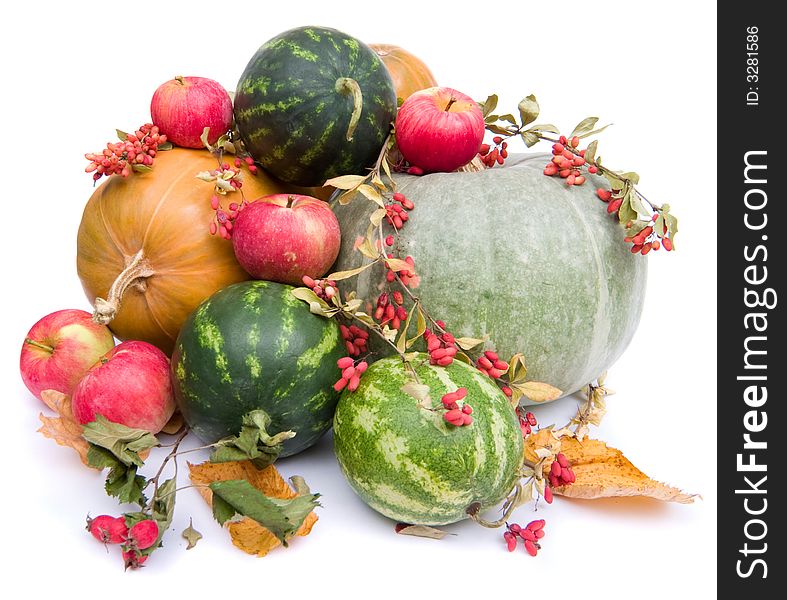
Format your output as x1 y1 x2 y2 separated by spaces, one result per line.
331 154 647 402
234 26 397 187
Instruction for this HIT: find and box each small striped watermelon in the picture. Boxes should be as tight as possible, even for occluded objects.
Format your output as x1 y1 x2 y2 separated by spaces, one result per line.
171 280 345 457
234 26 397 187
333 355 524 525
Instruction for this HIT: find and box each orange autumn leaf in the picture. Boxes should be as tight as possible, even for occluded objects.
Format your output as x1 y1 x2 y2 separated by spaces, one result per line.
37 389 93 468
188 460 318 557
551 437 696 503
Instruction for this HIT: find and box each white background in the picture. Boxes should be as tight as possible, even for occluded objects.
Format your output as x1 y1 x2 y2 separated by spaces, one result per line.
1 1 716 597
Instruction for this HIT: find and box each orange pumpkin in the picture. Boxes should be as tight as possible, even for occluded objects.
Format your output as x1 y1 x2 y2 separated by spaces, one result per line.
370 44 438 102
76 148 295 354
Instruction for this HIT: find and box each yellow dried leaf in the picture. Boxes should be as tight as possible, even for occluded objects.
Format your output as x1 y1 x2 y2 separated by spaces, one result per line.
523 428 561 464
552 437 697 503
37 390 93 467
188 460 318 557
513 381 562 403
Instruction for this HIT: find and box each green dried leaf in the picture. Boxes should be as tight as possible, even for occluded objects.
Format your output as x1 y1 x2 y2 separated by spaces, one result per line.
396 304 416 353
116 129 129 141
570 117 599 139
455 337 484 351
182 518 202 550
508 353 527 383
479 94 498 117
157 141 173 151
664 213 679 239
518 94 540 126
291 288 331 311
407 306 427 349
584 140 598 164
209 479 320 544
211 410 295 469
105 464 146 505
356 236 379 260
384 257 413 273
338 188 359 205
328 260 379 281
512 381 562 403
498 114 517 124
396 524 453 539
82 415 158 467
521 132 540 147
527 124 560 134
620 172 641 185
212 495 237 526
579 123 612 139
603 172 625 191
487 123 514 136
617 192 638 227
131 164 153 174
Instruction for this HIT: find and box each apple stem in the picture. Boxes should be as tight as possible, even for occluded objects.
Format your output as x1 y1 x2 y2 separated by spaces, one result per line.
93 249 155 325
444 97 457 111
175 75 185 85
335 77 363 142
25 338 54 353
286 195 296 208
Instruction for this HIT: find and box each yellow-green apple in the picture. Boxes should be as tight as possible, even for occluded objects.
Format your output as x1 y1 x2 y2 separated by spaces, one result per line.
20 309 115 402
395 86 485 172
231 194 341 285
150 76 233 148
71 340 175 433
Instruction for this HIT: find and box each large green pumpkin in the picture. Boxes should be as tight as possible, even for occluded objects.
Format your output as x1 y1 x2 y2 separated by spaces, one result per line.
331 154 647 402
234 26 397 187
171 280 345 457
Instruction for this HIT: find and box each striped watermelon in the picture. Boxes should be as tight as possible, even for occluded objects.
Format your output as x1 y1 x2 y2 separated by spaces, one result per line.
171 280 345 457
234 26 397 187
333 355 524 525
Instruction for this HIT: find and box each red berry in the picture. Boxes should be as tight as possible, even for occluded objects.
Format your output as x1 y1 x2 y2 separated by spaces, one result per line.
478 356 493 370
652 240 661 251
663 237 673 251
588 165 598 174
462 414 473 426
527 519 546 532
571 136 580 148
356 361 368 373
556 453 569 468
551 462 562 479
461 404 473 415
337 357 354 369
519 528 537 542
596 188 612 202
128 519 158 550
493 136 503 144
348 375 361 392
504 531 517 552
552 143 565 154
526 412 537 426
484 350 498 361
524 540 538 556
479 144 491 156
342 366 356 380
87 515 128 544
437 356 453 367
502 386 513 397
444 408 463 424
334 378 348 392
544 486 553 504
407 166 424 175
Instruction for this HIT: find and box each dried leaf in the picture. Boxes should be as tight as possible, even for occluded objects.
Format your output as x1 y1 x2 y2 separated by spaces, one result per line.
454 337 484 351
521 131 540 147
513 381 562 403
328 260 379 281
395 524 453 540
324 174 365 189
369 208 387 227
579 123 613 139
479 94 498 117
508 353 527 383
189 461 319 557
570 117 599 139
401 381 430 403
385 257 414 273
552 437 697 503
182 518 202 550
357 184 385 208
518 94 540 126
37 390 92 467
523 429 562 464
584 140 598 164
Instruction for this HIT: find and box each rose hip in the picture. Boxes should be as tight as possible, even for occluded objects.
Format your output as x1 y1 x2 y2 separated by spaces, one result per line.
86 515 128 544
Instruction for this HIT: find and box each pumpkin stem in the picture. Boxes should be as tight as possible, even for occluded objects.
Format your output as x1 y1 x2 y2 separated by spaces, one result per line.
93 249 155 326
335 77 363 142
24 338 55 353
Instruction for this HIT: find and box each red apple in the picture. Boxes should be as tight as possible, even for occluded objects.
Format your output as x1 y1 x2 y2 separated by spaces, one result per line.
20 309 115 402
150 76 233 148
72 340 175 433
232 194 341 285
395 86 485 173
